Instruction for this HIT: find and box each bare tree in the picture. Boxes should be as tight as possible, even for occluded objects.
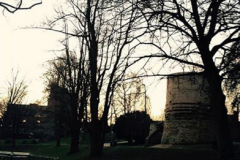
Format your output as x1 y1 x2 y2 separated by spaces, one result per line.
39 0 146 157
7 69 28 105
135 0 240 159
83 1 147 157
0 98 7 117
1 69 28 146
0 0 42 13
111 73 151 121
223 38 240 116
44 39 90 154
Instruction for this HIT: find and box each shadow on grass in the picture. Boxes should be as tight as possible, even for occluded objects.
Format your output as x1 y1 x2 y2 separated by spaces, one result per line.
97 146 218 160
1 141 240 160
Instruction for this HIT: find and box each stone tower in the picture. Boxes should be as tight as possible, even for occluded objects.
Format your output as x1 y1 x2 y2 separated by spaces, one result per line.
161 72 214 144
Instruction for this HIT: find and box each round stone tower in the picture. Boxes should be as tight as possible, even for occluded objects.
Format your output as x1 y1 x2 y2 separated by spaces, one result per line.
161 72 214 144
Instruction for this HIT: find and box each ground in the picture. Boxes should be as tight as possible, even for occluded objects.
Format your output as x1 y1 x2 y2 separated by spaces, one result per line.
0 138 239 160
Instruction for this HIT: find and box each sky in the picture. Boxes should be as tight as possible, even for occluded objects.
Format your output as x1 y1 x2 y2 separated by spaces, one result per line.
0 1 64 102
0 0 167 118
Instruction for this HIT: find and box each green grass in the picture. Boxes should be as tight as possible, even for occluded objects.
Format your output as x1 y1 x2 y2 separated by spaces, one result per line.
1 139 239 160
0 138 90 160
29 144 90 160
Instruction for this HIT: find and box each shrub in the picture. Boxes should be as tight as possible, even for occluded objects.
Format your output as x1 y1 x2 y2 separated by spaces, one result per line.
113 111 152 144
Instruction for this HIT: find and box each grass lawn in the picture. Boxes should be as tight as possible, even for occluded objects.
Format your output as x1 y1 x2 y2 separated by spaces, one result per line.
1 139 239 160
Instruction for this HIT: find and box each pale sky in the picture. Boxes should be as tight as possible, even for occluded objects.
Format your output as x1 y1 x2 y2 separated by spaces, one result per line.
0 0 64 102
0 0 167 118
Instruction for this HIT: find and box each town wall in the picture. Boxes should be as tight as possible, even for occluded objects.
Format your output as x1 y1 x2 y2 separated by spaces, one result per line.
161 73 215 144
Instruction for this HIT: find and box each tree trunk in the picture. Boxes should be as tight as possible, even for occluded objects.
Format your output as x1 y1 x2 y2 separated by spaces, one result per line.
89 131 105 158
68 95 82 154
69 128 80 154
209 78 234 159
56 135 61 147
88 121 105 158
201 49 235 159
205 70 235 159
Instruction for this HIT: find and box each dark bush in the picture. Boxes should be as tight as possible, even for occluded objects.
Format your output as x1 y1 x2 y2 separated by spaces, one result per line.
113 111 152 145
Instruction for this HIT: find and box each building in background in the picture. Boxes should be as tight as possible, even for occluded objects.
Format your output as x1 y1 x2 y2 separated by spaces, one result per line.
0 103 54 140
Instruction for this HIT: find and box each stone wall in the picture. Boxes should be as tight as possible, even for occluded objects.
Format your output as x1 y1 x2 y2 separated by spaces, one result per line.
161 73 215 144
145 122 164 146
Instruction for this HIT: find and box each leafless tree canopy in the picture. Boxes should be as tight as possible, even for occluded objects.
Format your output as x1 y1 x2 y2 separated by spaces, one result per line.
40 0 149 156
0 0 42 13
111 73 150 119
43 38 90 153
0 99 6 116
7 69 28 105
134 1 240 158
134 0 240 74
223 38 240 112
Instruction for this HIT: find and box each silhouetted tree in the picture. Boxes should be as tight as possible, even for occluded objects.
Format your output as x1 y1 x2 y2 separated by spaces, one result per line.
110 73 151 123
6 69 28 105
44 42 90 154
1 69 28 146
40 0 146 157
0 98 6 118
135 0 240 158
223 39 240 115
84 1 145 157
